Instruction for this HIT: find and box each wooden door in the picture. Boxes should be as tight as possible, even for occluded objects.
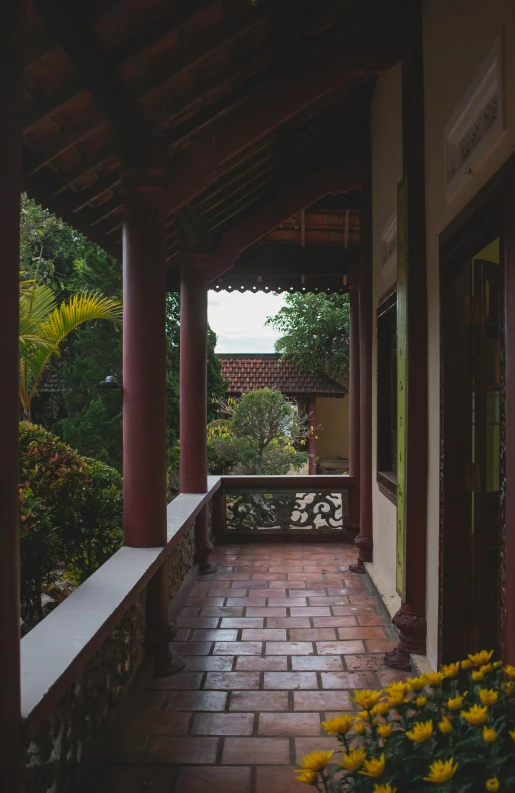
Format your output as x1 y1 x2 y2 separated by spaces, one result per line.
441 251 502 663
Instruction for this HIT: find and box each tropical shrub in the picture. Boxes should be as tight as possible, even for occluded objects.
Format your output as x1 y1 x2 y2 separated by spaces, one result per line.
207 419 240 474
19 423 123 629
296 652 515 792
221 389 309 475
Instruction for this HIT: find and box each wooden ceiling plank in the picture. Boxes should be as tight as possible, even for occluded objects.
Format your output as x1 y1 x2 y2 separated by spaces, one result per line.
165 18 405 214
25 114 109 175
71 171 122 213
200 158 362 283
32 0 151 155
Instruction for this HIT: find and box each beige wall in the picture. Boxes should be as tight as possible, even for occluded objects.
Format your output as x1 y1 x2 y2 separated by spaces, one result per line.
370 63 403 602
424 0 515 669
316 396 349 462
368 0 515 670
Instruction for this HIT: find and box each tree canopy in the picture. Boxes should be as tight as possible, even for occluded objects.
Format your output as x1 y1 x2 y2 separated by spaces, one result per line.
21 195 225 470
266 293 350 381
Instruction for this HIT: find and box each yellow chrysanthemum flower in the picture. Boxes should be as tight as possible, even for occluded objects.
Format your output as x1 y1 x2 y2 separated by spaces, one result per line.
472 669 485 682
376 701 390 716
504 664 515 680
321 714 353 736
461 705 489 725
384 681 411 696
377 722 392 738
385 690 408 707
486 778 500 792
462 659 473 669
340 748 367 772
447 693 466 711
481 663 493 674
407 675 426 692
479 689 498 706
509 729 515 742
353 720 366 734
494 661 503 669
373 786 397 793
416 696 428 708
469 650 494 668
406 720 433 743
438 716 452 734
424 672 446 688
360 754 385 778
441 662 460 679
298 750 334 771
483 727 497 743
357 710 370 723
423 759 458 784
505 681 515 696
295 769 318 785
352 689 383 710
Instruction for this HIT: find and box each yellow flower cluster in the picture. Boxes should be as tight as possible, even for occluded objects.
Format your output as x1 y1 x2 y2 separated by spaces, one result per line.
295 651 514 788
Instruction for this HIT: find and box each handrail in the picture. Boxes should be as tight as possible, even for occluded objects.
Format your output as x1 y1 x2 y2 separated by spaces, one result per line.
21 477 222 734
220 474 356 491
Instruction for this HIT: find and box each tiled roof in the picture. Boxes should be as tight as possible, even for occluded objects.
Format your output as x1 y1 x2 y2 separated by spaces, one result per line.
219 354 346 398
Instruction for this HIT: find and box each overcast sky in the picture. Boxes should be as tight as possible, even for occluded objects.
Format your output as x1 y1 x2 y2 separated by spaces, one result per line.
208 291 286 353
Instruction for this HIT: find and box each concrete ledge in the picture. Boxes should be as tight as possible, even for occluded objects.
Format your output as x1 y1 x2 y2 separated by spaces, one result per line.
21 479 221 731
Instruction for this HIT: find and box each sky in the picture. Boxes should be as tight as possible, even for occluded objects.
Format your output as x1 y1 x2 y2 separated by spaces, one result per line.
207 291 286 353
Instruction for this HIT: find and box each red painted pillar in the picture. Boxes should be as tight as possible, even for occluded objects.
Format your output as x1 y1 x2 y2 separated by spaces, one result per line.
350 131 373 573
385 6 428 670
348 282 361 528
504 205 515 664
0 3 23 791
307 396 317 475
180 259 215 573
122 168 168 548
122 168 184 677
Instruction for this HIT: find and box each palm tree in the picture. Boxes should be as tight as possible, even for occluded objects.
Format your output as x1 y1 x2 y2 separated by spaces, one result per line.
19 281 122 420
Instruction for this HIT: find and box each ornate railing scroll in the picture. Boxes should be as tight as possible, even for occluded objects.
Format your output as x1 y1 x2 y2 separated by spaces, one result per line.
215 475 357 539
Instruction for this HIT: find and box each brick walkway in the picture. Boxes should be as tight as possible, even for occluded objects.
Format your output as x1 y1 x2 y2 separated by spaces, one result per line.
91 543 406 793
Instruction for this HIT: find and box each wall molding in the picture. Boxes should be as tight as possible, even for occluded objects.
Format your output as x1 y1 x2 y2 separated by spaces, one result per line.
444 36 504 199
381 210 397 278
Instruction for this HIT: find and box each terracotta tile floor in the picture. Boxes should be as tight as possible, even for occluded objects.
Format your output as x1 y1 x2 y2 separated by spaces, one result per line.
89 543 408 793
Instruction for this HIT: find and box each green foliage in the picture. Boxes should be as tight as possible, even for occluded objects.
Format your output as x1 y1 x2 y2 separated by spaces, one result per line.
19 280 122 419
21 195 225 470
19 423 123 630
266 293 350 380
207 419 240 474
210 390 309 475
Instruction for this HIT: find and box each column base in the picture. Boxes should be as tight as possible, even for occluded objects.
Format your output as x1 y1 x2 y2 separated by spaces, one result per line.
384 605 426 671
349 533 373 574
148 622 186 678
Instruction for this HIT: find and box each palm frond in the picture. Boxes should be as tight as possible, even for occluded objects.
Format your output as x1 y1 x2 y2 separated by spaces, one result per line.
40 292 122 346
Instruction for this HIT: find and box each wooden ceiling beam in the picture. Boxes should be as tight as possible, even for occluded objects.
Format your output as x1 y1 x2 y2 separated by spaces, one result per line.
165 18 405 214
194 157 362 284
32 0 151 157
24 4 265 137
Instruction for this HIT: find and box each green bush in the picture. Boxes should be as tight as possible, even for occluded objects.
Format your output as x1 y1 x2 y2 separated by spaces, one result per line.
19 422 123 629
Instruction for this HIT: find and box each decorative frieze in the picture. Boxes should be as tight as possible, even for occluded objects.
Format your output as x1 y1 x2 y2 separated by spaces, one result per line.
445 37 503 197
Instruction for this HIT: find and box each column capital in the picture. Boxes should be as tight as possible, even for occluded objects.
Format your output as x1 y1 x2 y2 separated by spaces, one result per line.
122 167 166 195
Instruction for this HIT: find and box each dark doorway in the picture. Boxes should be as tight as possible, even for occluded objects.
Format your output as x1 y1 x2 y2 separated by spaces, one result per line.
441 239 503 663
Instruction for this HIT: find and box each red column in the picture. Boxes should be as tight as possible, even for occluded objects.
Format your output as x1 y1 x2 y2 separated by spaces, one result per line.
348 283 361 528
123 169 167 548
123 168 184 676
350 135 373 573
504 207 515 664
385 6 428 670
307 397 317 475
180 260 215 573
0 3 23 790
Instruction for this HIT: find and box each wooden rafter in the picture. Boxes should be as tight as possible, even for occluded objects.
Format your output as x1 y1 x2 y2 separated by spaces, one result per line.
165 20 403 214
31 0 151 156
192 158 362 283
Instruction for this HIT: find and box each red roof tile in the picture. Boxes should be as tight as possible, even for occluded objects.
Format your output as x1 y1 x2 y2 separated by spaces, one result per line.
219 354 346 398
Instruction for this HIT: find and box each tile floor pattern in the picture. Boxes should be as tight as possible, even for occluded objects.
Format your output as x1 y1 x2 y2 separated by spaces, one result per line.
91 543 408 793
